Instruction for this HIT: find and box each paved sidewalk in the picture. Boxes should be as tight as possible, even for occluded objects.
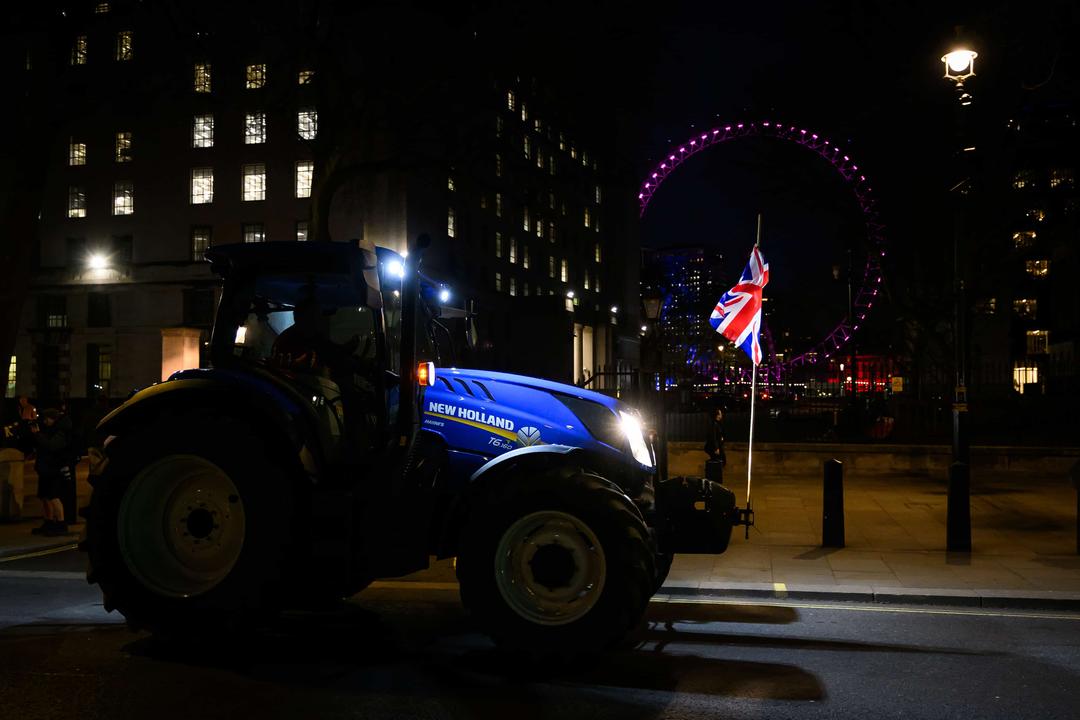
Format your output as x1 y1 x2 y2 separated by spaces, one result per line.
665 461 1080 608
0 459 89 560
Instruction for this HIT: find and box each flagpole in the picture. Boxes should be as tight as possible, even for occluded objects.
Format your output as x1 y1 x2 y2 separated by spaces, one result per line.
747 212 763 511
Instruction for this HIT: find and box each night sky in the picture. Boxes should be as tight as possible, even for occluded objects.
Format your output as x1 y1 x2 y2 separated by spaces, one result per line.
483 0 1080 354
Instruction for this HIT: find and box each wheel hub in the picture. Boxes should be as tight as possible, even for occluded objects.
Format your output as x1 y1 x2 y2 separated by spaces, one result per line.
528 543 577 591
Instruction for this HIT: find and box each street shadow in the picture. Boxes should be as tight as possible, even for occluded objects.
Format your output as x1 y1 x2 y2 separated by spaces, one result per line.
646 600 799 626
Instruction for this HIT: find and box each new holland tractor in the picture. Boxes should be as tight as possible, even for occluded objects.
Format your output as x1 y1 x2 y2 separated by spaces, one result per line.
83 236 742 654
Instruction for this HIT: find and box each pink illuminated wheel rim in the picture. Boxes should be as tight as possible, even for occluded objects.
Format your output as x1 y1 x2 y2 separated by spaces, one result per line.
639 121 886 377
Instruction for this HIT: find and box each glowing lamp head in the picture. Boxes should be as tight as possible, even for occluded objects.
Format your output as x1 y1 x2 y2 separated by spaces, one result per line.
942 48 977 80
610 305 618 314
87 253 108 270
417 361 436 387
386 259 405 279
438 288 451 303
566 290 575 299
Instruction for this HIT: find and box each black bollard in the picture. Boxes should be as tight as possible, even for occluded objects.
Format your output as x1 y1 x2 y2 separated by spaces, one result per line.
822 459 845 548
947 461 972 552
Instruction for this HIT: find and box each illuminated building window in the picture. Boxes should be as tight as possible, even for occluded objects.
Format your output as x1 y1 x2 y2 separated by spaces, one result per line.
1013 230 1036 249
1049 168 1075 190
570 145 577 160
535 219 542 238
523 206 530 232
246 63 266 89
584 207 591 228
536 152 544 170
115 30 133 61
6 355 15 398
115 132 132 162
520 103 527 122
595 186 602 204
594 243 601 263
548 192 555 210
191 226 212 260
1012 169 1035 190
495 272 502 292
193 114 214 148
560 258 568 282
581 151 588 168
447 175 455 191
496 115 503 138
447 207 456 238
534 119 542 133
479 194 487 210
243 223 265 243
295 161 313 198
1026 329 1049 355
68 186 86 218
548 221 555 243
297 108 318 139
495 192 502 218
523 245 529 269
974 298 996 315
69 140 86 166
95 2 110 13
584 273 590 290
549 155 556 176
1013 363 1039 394
112 181 133 215
509 238 517 264
506 90 515 111
494 232 502 258
548 256 555 278
194 63 211 92
40 295 67 328
190 168 213 204
595 275 601 293
595 217 600 233
296 221 308 241
495 153 502 178
559 132 566 151
1025 259 1049 278
71 36 87 66
524 135 531 160
298 69 313 85
1013 298 1037 319
1026 208 1046 223
242 164 266 202
244 113 266 144
510 277 517 296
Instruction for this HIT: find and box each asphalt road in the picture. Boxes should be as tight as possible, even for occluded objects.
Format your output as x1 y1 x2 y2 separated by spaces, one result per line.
1 548 1079 720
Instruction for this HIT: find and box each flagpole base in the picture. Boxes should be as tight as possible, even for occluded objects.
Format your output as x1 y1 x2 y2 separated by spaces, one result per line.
735 505 755 539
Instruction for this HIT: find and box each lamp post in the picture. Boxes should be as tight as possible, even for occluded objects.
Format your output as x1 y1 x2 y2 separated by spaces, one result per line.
642 291 667 481
941 40 977 552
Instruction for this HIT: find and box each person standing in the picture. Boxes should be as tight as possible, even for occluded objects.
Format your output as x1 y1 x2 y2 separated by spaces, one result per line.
30 408 72 537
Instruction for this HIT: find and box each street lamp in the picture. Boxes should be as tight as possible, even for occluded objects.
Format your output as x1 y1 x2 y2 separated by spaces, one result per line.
940 37 976 552
641 290 668 480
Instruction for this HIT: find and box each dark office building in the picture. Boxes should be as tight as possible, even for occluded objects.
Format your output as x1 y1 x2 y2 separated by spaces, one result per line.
5 2 641 405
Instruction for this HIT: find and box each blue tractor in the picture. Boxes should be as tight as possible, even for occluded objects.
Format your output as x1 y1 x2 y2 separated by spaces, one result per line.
83 237 741 654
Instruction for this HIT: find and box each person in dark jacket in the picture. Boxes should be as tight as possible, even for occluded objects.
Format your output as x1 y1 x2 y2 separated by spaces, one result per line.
31 408 72 536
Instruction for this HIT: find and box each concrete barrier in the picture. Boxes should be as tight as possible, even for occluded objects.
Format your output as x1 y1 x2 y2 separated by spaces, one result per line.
668 441 1080 479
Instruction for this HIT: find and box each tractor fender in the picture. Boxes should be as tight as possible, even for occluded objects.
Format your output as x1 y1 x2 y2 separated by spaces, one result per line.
95 372 311 474
433 444 641 558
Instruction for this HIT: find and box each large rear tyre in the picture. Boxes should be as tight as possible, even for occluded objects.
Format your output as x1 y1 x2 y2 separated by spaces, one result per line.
456 468 654 656
84 412 294 635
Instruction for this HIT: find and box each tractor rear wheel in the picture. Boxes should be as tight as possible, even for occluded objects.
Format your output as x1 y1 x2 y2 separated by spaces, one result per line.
84 412 294 635
457 467 654 656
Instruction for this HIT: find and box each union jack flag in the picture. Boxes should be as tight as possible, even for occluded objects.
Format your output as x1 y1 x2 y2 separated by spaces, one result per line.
709 246 770 365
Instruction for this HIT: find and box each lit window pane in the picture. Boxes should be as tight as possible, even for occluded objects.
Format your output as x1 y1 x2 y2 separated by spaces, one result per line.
523 206 529 232
295 161 313 198
297 108 318 140
242 163 266 202
6 355 15 398
95 2 110 13
194 63 211 92
506 90 515 111
524 135 531 160
509 238 516 264
193 114 214 148
190 167 213 204
495 232 502 258
115 132 132 162
1013 298 1037 319
243 223 265 243
523 245 529 269
296 221 308 241
594 243 601 263
115 30 133 61
244 112 266 144
112 181 133 215
1026 329 1049 354
191 226 211 260
71 36 87 66
246 63 266 89
495 272 502 292
510 277 516 296
495 153 502 177
68 186 87 218
298 69 313 85
447 207 456 238
560 259 568 282
69 140 86 166
1025 259 1049 278
447 175 455 191
495 192 502 218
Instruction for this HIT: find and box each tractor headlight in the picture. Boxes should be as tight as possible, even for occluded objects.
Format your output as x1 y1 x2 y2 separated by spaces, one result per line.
619 411 654 468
